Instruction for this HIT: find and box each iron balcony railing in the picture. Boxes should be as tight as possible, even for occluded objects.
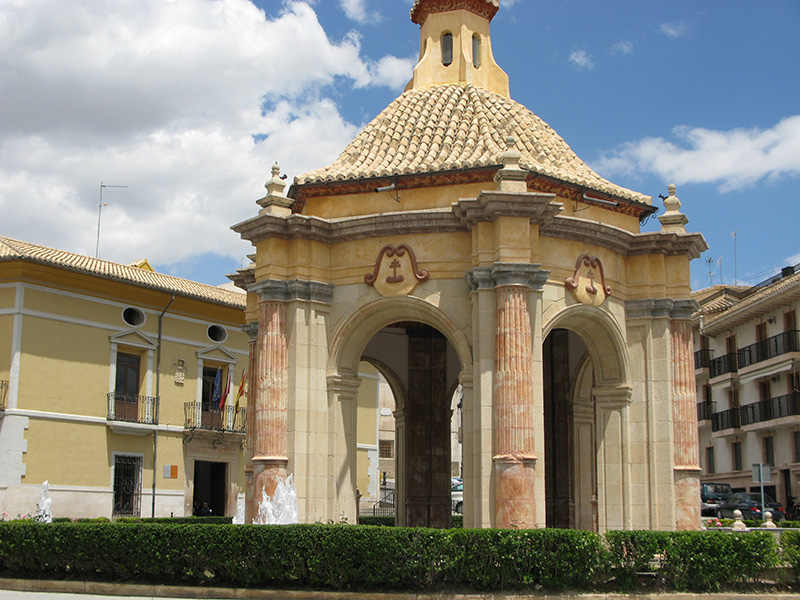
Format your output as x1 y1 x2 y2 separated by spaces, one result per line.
0 380 8 411
711 407 741 432
107 392 159 425
709 352 739 378
184 403 246 433
697 401 716 422
740 392 800 427
738 330 800 369
694 349 713 370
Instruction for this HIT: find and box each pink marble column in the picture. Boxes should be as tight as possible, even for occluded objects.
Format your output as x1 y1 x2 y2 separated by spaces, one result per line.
244 330 257 524
248 300 289 522
494 285 537 528
671 318 701 530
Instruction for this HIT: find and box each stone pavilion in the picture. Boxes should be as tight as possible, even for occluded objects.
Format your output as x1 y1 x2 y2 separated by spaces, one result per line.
231 0 707 530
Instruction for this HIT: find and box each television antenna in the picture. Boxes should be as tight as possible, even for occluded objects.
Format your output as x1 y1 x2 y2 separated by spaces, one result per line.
96 182 128 258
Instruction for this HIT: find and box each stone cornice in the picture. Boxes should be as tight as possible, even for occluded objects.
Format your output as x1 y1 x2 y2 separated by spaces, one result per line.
466 263 549 292
232 208 707 260
231 210 465 246
541 216 708 259
411 0 499 25
248 279 335 304
452 190 562 226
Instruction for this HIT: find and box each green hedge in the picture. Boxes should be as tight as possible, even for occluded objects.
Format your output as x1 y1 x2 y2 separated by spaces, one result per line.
0 523 793 593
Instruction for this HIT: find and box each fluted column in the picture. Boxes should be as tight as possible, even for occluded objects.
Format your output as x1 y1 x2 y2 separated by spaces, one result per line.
249 298 289 521
243 323 258 524
494 284 537 528
671 301 701 530
469 263 548 529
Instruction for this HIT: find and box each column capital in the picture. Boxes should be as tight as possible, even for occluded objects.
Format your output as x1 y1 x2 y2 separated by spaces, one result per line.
327 372 361 399
242 322 259 339
249 279 335 304
466 263 549 292
625 298 699 320
593 385 632 408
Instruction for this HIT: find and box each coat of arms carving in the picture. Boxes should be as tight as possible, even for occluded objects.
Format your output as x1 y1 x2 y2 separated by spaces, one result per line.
565 254 612 307
365 244 429 297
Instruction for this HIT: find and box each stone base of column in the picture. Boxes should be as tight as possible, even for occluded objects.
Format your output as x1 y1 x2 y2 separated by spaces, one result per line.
494 454 536 528
249 456 288 523
674 468 701 530
244 466 254 524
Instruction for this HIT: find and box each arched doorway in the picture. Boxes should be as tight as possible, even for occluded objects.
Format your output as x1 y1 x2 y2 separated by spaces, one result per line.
543 307 630 531
329 298 471 528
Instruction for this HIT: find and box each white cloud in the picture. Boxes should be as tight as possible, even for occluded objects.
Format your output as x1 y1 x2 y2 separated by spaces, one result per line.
660 21 689 38
611 41 633 55
338 0 381 24
593 115 800 191
0 0 401 274
569 49 594 70
368 55 417 89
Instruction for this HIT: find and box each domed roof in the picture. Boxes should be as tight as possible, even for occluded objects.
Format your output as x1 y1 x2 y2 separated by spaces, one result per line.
294 83 650 204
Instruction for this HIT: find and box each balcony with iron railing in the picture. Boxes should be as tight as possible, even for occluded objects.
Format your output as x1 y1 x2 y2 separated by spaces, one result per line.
697 401 716 422
694 349 713 371
711 407 741 432
0 380 8 411
740 392 800 427
709 353 739 379
738 330 800 370
184 403 246 434
107 392 159 430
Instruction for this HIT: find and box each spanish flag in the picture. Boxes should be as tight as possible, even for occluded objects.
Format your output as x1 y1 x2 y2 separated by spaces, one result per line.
234 369 246 414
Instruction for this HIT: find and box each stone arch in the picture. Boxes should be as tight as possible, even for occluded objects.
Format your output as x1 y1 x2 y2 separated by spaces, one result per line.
328 295 472 380
543 304 629 387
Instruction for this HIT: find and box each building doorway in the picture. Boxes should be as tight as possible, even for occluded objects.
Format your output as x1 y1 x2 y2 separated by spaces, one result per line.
193 460 227 516
361 321 461 528
543 328 597 531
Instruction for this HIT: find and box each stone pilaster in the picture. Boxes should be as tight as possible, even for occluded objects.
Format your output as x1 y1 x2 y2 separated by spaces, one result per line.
326 373 361 524
670 300 701 530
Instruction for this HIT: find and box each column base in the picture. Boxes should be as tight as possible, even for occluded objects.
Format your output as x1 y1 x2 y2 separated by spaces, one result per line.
674 467 701 530
494 454 537 529
249 456 288 523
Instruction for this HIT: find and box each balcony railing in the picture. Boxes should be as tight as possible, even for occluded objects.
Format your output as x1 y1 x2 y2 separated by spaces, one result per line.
184 403 246 433
711 407 741 432
740 392 800 426
0 380 8 411
709 352 739 378
738 330 800 369
697 401 716 421
107 392 159 425
694 349 713 370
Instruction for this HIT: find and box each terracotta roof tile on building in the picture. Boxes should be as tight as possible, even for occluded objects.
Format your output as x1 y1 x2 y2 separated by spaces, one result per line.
410 0 499 24
0 236 246 309
294 84 650 204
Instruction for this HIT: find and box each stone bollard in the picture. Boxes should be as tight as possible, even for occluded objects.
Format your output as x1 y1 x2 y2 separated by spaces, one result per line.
733 509 747 530
762 511 777 529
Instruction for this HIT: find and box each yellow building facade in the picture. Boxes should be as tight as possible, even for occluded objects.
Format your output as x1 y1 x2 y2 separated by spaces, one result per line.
0 237 249 519
232 0 707 531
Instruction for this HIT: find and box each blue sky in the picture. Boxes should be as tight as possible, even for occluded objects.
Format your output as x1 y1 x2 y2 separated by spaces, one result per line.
1 0 798 290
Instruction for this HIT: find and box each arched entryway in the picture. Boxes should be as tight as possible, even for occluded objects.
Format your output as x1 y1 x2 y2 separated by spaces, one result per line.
329 297 471 528
543 306 630 531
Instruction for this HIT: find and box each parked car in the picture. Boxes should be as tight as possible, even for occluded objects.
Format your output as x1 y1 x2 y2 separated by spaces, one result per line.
715 492 785 520
451 482 463 514
701 482 733 516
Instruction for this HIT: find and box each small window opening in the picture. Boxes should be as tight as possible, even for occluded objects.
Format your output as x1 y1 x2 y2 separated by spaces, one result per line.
122 307 144 327
441 33 453 66
472 34 481 68
207 325 227 343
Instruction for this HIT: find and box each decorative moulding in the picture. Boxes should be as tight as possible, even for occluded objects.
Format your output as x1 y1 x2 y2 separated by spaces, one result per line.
365 244 429 297
565 254 612 307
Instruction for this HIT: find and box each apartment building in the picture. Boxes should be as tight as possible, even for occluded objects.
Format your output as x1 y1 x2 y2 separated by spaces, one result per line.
695 264 800 508
0 236 249 519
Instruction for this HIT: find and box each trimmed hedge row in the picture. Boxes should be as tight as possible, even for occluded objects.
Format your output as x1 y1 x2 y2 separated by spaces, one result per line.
0 522 793 593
